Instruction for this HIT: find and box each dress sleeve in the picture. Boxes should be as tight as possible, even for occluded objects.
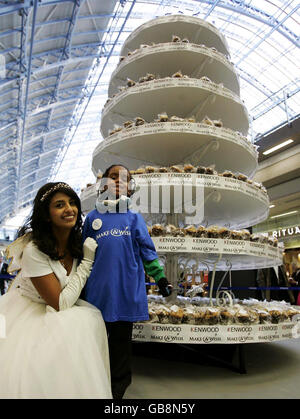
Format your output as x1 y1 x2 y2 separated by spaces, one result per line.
21 242 53 278
135 214 158 261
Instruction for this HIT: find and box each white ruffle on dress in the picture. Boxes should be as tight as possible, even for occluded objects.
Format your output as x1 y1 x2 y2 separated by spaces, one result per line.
0 235 112 399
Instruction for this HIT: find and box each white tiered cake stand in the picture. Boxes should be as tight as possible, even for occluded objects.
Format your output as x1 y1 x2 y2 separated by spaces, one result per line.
82 16 299 365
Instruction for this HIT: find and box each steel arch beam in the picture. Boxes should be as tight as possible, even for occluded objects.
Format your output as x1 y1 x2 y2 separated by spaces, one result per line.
49 0 137 179
16 0 39 205
237 68 295 120
0 0 31 16
192 0 299 47
235 4 300 66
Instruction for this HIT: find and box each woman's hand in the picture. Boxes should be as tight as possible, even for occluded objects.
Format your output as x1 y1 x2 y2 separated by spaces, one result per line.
83 237 98 262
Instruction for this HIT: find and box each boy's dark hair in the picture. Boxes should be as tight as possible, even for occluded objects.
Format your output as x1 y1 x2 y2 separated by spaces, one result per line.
100 164 135 197
17 182 83 260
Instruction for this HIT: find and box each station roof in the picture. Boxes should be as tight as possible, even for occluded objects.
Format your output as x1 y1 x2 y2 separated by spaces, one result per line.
0 0 299 229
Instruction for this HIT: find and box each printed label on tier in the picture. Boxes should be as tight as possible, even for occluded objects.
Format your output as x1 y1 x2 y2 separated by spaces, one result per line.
133 173 267 205
246 242 265 257
151 237 281 259
99 123 257 161
222 239 246 254
105 78 239 110
132 322 298 344
191 237 220 253
119 43 230 67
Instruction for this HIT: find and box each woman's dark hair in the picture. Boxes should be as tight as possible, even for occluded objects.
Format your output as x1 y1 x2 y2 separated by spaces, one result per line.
99 164 135 197
17 182 83 260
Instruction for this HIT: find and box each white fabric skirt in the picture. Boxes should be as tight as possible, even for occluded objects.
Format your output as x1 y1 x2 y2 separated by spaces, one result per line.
0 289 112 399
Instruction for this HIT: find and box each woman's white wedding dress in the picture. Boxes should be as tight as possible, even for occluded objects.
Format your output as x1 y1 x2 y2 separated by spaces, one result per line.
0 235 112 399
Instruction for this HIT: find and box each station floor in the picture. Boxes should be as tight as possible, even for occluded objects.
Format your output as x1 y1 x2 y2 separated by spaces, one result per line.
125 338 300 399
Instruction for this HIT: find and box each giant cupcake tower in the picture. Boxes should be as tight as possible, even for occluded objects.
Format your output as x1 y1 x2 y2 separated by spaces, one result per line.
81 16 299 344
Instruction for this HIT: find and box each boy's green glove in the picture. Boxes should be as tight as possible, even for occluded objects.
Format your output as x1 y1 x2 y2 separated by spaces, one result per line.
157 277 173 297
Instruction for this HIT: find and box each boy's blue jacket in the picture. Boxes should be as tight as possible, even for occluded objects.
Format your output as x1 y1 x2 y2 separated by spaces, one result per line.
82 209 164 322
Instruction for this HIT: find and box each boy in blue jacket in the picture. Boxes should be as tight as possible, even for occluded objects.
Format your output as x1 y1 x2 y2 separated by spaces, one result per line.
82 164 172 399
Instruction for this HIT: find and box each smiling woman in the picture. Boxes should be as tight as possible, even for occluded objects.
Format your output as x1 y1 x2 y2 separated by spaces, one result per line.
0 182 112 399
18 182 83 263
48 192 79 273
49 193 78 229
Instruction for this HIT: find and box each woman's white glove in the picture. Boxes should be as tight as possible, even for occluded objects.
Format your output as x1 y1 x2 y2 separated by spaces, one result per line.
82 237 98 262
59 238 97 311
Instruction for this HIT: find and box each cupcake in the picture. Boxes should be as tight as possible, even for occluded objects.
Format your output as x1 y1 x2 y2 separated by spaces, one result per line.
169 305 184 324
151 224 165 236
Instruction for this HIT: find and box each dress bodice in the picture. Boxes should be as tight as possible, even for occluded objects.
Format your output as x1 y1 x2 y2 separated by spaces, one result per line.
8 240 77 304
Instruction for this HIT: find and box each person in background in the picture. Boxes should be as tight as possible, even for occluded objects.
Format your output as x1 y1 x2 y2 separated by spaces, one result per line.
289 265 300 305
82 164 172 399
0 262 8 295
0 182 111 399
